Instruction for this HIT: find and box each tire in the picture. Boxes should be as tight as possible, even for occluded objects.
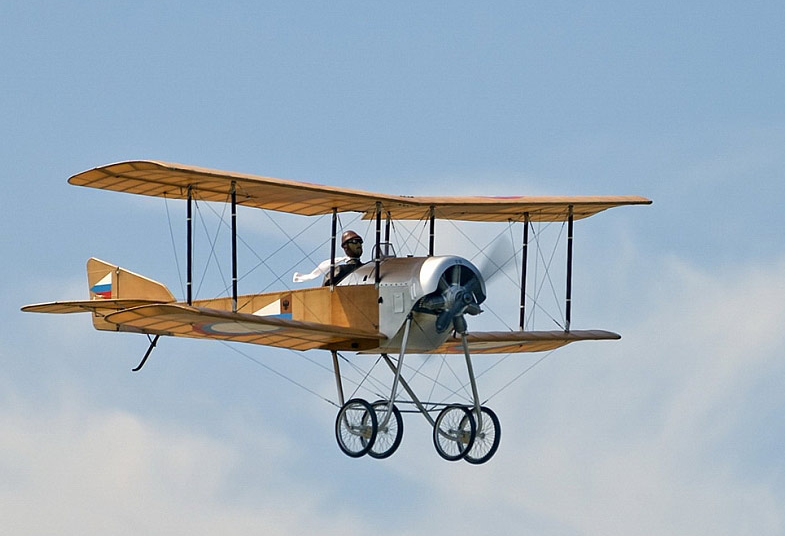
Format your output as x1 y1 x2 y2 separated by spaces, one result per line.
335 398 377 458
363 401 404 459
462 406 501 464
433 404 475 461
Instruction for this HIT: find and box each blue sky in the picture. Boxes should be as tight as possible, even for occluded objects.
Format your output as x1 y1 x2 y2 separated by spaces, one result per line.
2 1 785 534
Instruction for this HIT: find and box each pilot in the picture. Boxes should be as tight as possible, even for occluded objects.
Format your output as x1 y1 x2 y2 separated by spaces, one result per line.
323 230 364 285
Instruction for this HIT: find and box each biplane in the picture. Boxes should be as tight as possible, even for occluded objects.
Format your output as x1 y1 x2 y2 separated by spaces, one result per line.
22 161 651 464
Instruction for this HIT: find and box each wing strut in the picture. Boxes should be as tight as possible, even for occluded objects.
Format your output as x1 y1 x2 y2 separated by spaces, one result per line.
428 205 435 256
374 202 382 285
519 212 530 330
231 181 238 311
565 204 574 332
186 185 193 305
329 208 337 288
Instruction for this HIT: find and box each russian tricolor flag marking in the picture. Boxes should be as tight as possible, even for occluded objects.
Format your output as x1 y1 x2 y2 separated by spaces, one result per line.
90 273 112 299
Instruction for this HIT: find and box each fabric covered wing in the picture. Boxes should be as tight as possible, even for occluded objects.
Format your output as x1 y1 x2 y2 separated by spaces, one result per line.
69 161 403 217
69 161 651 222
104 304 385 351
398 197 651 223
425 330 621 354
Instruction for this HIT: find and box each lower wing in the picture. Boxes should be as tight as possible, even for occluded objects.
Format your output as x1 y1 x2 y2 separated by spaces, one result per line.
105 304 385 352
425 330 621 354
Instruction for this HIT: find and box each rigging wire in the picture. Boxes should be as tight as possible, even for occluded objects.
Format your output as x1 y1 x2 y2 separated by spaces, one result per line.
196 196 330 295
196 206 369 332
161 200 572 416
528 221 566 329
194 197 230 298
254 212 365 294
163 193 185 301
198 201 327 299
482 349 558 404
336 352 389 399
346 354 384 401
508 220 521 296
389 213 431 257
161 205 404 409
218 341 339 408
262 209 331 271
444 219 521 331
425 354 448 404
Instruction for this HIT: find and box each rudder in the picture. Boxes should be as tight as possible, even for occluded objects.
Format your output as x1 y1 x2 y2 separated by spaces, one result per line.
87 258 175 331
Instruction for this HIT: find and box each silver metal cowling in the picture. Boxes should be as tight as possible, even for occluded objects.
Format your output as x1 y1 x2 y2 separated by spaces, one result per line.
339 255 485 352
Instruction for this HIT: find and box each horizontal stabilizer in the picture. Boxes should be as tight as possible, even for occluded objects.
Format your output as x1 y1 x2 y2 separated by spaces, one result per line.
21 299 166 314
22 258 175 332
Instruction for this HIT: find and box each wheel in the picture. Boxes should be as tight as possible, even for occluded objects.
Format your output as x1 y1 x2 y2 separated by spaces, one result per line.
461 406 501 464
433 404 475 461
335 398 377 458
363 401 404 459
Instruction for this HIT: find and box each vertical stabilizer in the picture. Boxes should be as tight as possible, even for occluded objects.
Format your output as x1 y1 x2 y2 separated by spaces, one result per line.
87 258 175 331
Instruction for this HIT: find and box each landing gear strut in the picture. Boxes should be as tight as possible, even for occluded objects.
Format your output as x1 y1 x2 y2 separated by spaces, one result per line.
330 313 502 464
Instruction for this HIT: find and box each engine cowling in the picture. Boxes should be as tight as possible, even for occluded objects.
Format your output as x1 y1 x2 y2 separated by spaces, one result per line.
339 255 485 351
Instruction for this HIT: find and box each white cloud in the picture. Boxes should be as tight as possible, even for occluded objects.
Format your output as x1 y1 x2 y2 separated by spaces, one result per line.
455 254 785 535
363 253 785 535
0 391 369 536
6 242 785 535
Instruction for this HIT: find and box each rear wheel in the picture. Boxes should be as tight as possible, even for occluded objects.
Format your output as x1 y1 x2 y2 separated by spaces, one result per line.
433 404 475 461
363 401 404 459
335 398 377 458
462 406 501 464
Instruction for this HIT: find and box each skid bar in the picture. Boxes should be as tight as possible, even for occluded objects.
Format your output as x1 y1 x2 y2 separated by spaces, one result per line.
132 334 160 372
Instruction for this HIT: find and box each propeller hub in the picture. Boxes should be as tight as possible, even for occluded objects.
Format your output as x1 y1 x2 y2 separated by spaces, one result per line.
433 284 482 333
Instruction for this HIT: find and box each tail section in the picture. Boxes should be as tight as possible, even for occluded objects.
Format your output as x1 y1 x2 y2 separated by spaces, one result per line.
87 258 175 331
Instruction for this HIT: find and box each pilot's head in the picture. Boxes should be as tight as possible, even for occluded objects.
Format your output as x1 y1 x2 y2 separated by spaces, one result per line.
341 230 363 260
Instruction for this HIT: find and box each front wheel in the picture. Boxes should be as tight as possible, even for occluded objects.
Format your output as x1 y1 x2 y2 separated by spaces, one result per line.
363 401 404 459
335 398 377 458
462 406 501 464
433 404 475 461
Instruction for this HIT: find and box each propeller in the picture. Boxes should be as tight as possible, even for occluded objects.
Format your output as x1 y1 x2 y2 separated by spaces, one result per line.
475 237 515 285
417 239 516 335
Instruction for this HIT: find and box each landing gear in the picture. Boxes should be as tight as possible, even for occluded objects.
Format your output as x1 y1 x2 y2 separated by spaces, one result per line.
330 309 502 463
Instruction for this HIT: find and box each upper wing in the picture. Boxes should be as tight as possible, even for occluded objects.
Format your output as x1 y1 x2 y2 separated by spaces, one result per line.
387 196 652 222
69 160 651 223
424 329 621 354
104 303 385 352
